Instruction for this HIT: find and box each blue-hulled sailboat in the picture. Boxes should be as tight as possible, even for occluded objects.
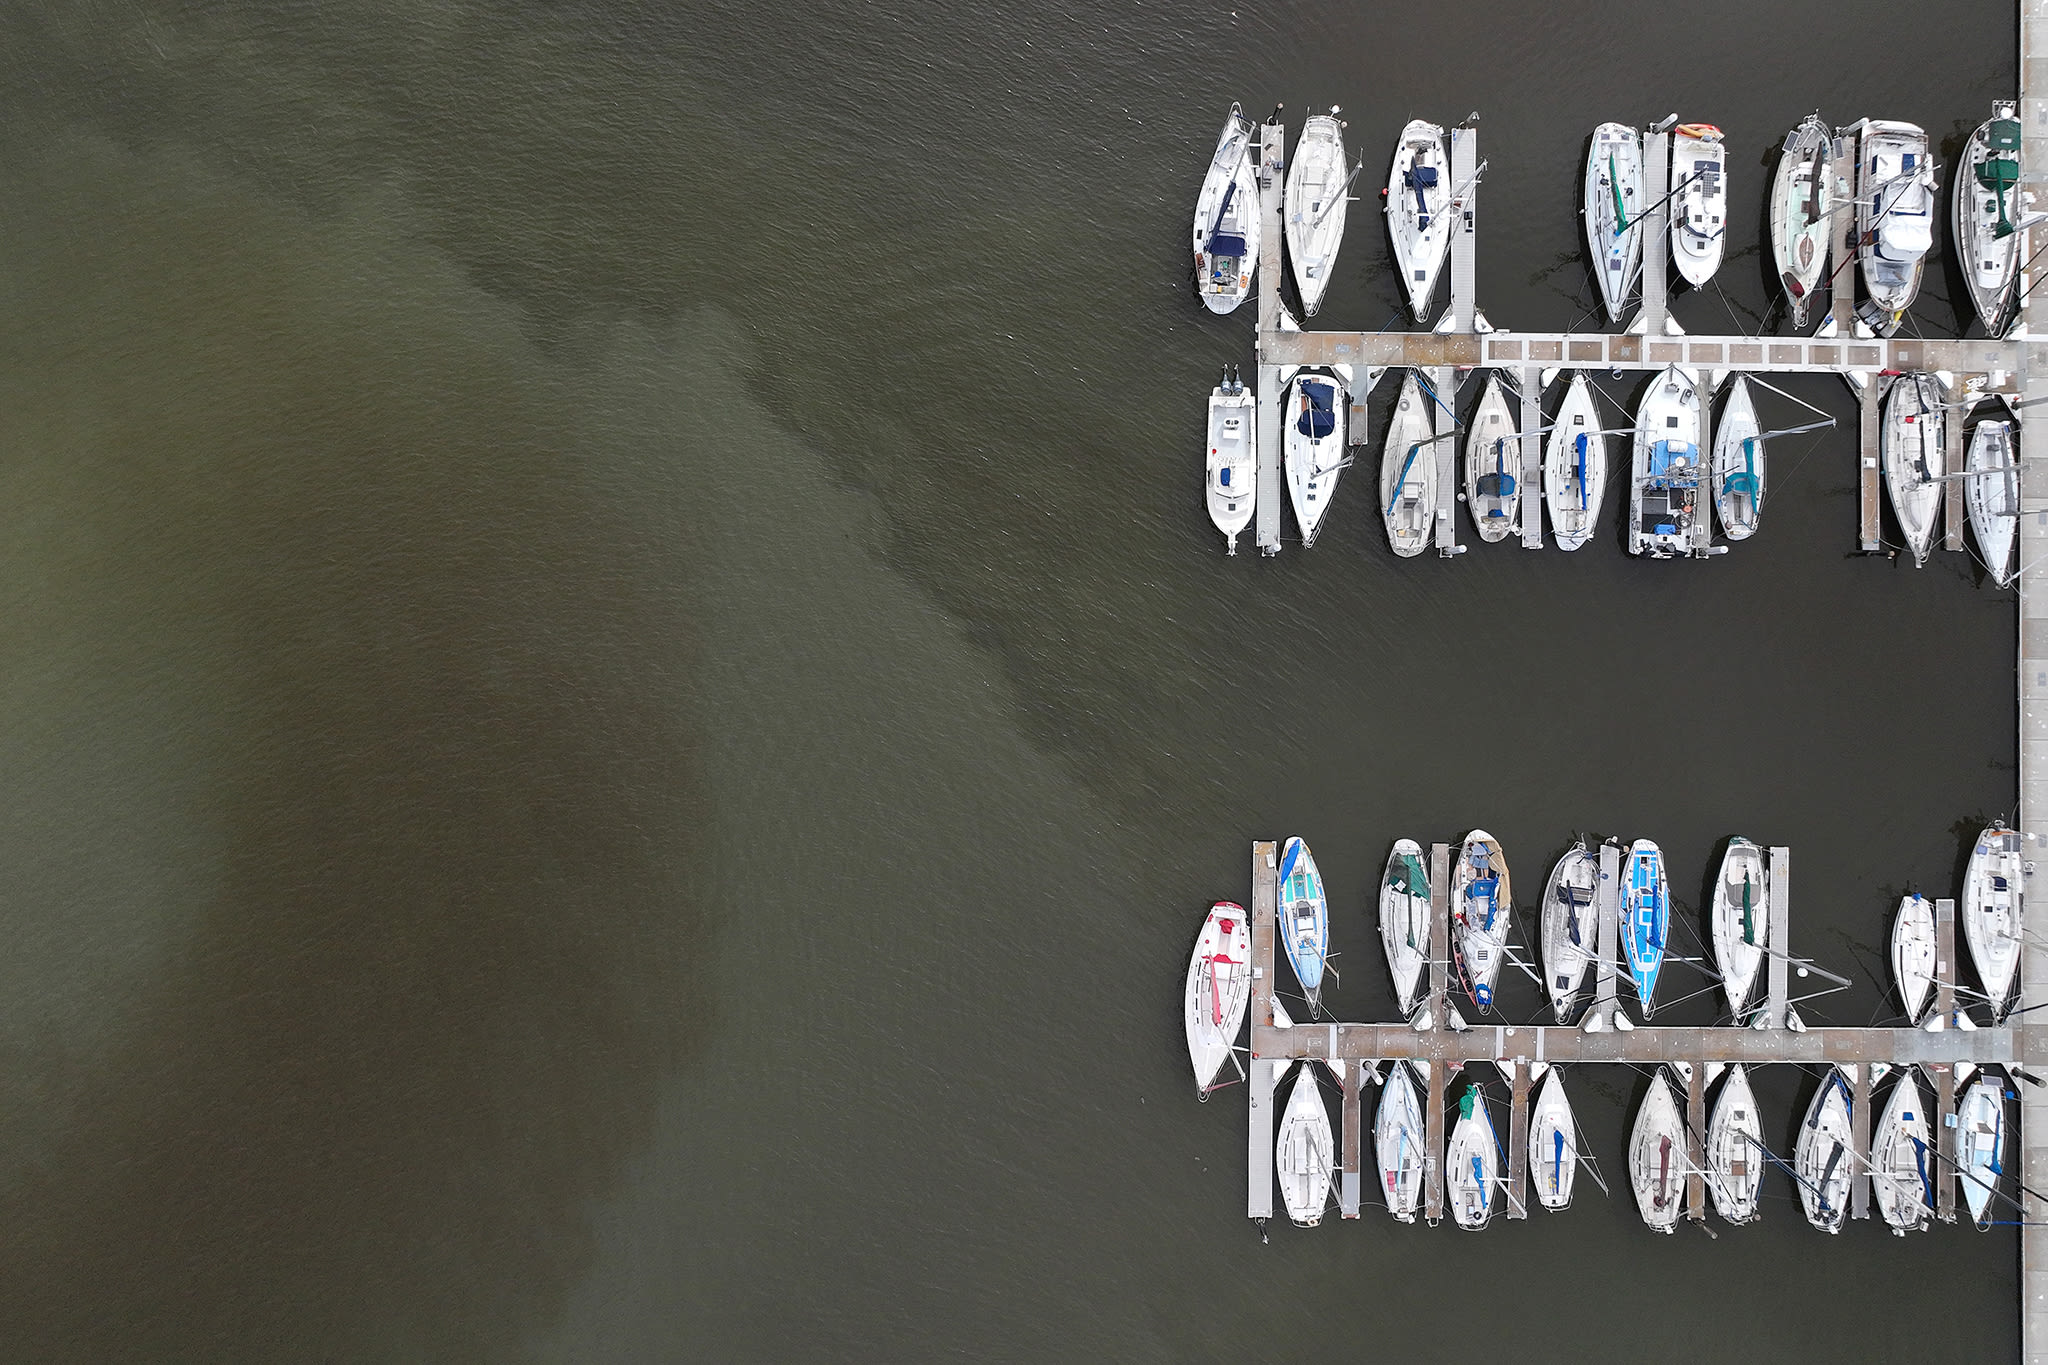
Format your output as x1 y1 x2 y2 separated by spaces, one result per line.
1279 836 1330 1013
1623 839 1668 1016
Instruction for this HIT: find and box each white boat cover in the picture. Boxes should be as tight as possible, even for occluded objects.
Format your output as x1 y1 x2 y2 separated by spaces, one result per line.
1856 119 1935 333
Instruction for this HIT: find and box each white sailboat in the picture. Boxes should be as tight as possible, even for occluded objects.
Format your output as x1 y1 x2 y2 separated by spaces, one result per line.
1706 1063 1764 1225
1386 119 1455 322
1963 822 2025 1019
1380 839 1431 1019
1540 840 1599 1024
1881 372 1945 567
1183 901 1251 1098
1891 893 1937 1024
1585 123 1644 323
1956 103 2026 338
1205 369 1256 554
1284 370 1348 548
1276 1063 1335 1227
1446 1080 1501 1230
1710 836 1769 1020
1958 1070 2007 1228
1795 1067 1854 1233
1871 1070 1934 1234
1670 124 1728 288
1712 375 1764 540
1380 369 1437 557
1528 1067 1579 1211
1770 115 1833 328
1630 365 1704 558
1464 374 1521 541
1545 372 1608 551
1630 1068 1686 1233
1851 119 1936 335
1966 406 2020 588
1191 104 1261 315
1285 109 1352 318
1452 830 1512 1013
1375 1060 1427 1223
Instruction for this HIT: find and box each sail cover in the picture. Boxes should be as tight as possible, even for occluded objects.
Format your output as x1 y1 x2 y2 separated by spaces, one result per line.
1389 853 1428 898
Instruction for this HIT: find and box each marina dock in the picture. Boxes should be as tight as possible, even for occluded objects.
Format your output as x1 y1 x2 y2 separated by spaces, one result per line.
1222 10 2048 1353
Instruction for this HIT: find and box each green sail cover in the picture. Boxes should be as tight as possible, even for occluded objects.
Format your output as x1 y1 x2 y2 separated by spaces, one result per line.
1740 874 1756 945
1990 118 2022 153
1388 853 1428 898
1458 1084 1478 1119
1609 153 1628 235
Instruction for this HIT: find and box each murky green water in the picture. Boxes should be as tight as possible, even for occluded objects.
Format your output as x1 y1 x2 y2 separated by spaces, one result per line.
0 1 2023 1358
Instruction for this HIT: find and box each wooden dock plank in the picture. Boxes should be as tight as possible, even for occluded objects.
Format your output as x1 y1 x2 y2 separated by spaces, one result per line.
1944 377 1967 552
1246 1018 2019 1068
1641 127 1669 336
1424 1060 1447 1225
1859 378 1882 553
1518 368 1543 548
1850 1063 1872 1220
1340 1060 1362 1218
1764 846 1790 1029
1255 121 1286 556
1428 368 1460 557
1428 843 1450 1028
1936 1062 1958 1224
1258 330 2019 377
1448 121 1478 333
1831 128 1859 336
1590 840 1620 1032
1936 897 1957 1027
1685 1062 1706 1222
1248 841 1278 1222
1506 1057 1530 1219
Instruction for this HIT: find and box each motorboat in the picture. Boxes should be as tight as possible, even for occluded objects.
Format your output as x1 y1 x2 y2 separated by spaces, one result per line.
1872 1070 1933 1234
1276 1063 1335 1227
1464 374 1521 541
1963 822 2025 1019
1545 372 1608 551
1706 1064 1764 1225
1380 369 1438 556
1380 839 1431 1019
1376 1060 1427 1222
1851 119 1936 335
1585 123 1644 323
1630 1068 1686 1233
1205 369 1256 554
1541 840 1600 1023
1712 376 1764 540
1192 104 1261 315
1623 839 1668 1017
1446 1080 1501 1230
1958 1070 2007 1228
1277 837 1330 1013
1452 830 1513 1013
1771 115 1833 327
1795 1067 1855 1233
1710 837 1768 1020
1966 405 2020 587
1881 372 1945 567
1183 900 1251 1097
1529 1067 1579 1211
1670 123 1728 287
1284 369 1348 548
1630 365 1704 558
1386 119 1455 322
1956 103 2025 338
1285 109 1353 317
1892 893 1937 1024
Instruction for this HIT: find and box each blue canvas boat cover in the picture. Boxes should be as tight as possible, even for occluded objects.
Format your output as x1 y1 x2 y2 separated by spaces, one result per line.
1648 440 1696 480
1297 382 1336 438
1208 233 1248 260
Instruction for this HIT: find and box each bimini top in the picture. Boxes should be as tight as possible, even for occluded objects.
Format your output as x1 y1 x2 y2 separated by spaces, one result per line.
1876 161 1934 261
1297 381 1337 438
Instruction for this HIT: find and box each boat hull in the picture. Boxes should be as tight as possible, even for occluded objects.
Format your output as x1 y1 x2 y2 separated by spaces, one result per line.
1770 116 1832 327
1192 106 1261 315
1585 123 1643 324
1854 119 1934 335
1966 411 2019 587
1711 837 1768 1019
1277 837 1330 1010
1375 1061 1427 1222
1184 901 1252 1096
1452 830 1513 1013
1380 370 1437 556
1958 1072 2007 1228
1464 374 1521 541
1446 1087 1501 1230
1386 120 1453 323
1881 373 1945 567
1872 1070 1934 1234
1276 1064 1334 1227
1541 842 1599 1023
1963 823 2024 1018
1205 385 1256 553
1544 373 1607 550
1707 1064 1764 1224
1623 839 1668 1015
1380 839 1431 1018
1795 1068 1855 1233
1529 1068 1578 1211
1630 366 1704 558
1284 371 1348 548
1670 127 1727 288
1892 894 1937 1024
1285 114 1350 318
1630 1069 1685 1232
1956 104 2024 338
1712 376 1763 540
